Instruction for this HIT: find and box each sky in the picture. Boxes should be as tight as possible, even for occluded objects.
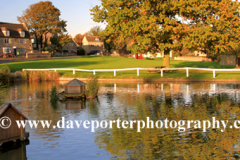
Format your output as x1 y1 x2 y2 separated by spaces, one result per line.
0 0 106 37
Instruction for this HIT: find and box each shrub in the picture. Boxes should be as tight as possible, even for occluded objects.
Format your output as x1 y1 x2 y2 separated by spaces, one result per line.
0 66 10 74
63 50 68 52
44 47 52 53
85 76 99 99
21 70 59 82
78 48 85 55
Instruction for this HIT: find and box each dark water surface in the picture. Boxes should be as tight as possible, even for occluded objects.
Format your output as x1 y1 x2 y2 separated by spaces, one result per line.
1 82 240 160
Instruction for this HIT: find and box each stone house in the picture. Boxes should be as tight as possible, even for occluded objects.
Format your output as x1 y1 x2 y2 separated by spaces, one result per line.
0 22 32 56
82 34 104 54
62 35 79 52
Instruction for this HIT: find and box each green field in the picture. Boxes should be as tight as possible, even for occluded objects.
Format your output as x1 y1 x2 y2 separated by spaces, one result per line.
0 56 238 79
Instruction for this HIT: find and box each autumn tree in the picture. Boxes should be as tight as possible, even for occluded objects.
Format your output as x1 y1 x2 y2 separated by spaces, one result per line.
87 26 103 36
91 0 240 68
74 33 83 45
18 1 67 49
50 34 71 54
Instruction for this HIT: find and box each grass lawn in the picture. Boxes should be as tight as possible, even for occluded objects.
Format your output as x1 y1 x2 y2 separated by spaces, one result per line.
0 56 237 79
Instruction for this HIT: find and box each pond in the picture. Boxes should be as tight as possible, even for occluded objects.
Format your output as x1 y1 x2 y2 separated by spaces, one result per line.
1 82 240 159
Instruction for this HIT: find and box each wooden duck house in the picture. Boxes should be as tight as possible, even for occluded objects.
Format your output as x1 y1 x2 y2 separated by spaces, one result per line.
0 103 29 146
65 79 86 94
59 79 86 100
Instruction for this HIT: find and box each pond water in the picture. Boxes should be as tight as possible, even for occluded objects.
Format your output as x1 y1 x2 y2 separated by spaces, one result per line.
1 82 240 159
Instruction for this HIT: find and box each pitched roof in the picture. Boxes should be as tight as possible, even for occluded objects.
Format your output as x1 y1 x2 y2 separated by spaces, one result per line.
0 103 28 119
86 36 103 42
0 22 31 38
65 79 86 86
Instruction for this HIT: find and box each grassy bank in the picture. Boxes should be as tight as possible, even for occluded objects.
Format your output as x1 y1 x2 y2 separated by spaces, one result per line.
0 56 237 80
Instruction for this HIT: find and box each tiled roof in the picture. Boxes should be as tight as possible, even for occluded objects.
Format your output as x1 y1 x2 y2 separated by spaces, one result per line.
65 79 86 86
0 103 28 119
0 22 31 38
86 36 103 42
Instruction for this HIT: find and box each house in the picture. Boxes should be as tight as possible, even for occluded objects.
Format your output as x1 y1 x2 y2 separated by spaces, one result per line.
0 22 32 56
65 79 86 94
62 35 79 52
0 103 29 145
82 34 104 54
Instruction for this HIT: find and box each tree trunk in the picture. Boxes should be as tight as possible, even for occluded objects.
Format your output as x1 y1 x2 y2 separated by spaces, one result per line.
35 34 38 49
163 49 170 68
40 35 43 50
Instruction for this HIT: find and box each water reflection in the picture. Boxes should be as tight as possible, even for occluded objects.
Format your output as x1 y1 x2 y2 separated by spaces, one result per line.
0 141 29 160
1 82 240 159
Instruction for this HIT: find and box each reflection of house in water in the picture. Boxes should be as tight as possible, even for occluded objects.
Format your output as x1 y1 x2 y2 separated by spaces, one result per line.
65 100 86 110
0 141 29 160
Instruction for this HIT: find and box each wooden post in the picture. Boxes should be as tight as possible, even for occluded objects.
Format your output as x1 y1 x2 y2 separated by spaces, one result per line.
186 68 189 77
137 68 139 76
114 70 116 76
161 69 163 77
213 70 215 78
73 69 75 75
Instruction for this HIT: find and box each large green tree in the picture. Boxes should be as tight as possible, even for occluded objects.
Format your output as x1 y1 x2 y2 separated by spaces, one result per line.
18 1 67 49
91 0 240 68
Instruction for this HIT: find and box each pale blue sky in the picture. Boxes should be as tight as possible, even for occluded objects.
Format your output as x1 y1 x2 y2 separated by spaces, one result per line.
0 0 106 37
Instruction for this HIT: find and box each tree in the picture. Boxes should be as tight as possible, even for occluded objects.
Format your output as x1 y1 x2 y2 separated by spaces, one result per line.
91 0 240 68
87 26 103 36
18 1 67 49
74 34 83 44
50 34 71 54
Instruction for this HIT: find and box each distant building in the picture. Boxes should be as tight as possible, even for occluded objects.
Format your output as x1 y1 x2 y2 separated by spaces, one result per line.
82 34 104 54
0 22 32 56
62 35 79 52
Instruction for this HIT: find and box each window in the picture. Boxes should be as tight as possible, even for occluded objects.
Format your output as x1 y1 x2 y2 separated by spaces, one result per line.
95 38 99 41
69 43 73 47
20 31 25 37
31 39 35 43
20 39 25 44
5 38 10 44
91 44 94 47
97 44 99 47
3 31 10 36
3 47 12 54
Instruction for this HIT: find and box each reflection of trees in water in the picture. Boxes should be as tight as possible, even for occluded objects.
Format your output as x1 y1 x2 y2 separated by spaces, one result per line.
95 93 240 159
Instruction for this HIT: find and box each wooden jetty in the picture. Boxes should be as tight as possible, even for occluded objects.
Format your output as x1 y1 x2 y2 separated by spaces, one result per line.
59 79 86 100
0 103 29 146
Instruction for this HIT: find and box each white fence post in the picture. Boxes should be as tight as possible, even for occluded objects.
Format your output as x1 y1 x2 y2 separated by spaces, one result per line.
54 69 56 72
93 70 96 75
213 70 215 78
114 84 116 92
186 68 189 77
161 69 163 77
137 68 139 76
73 69 75 75
114 70 116 76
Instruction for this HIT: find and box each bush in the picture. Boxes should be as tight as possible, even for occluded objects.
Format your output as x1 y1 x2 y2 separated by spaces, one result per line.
78 48 85 55
63 50 68 52
0 66 10 74
21 70 59 82
44 47 52 53
85 76 99 99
